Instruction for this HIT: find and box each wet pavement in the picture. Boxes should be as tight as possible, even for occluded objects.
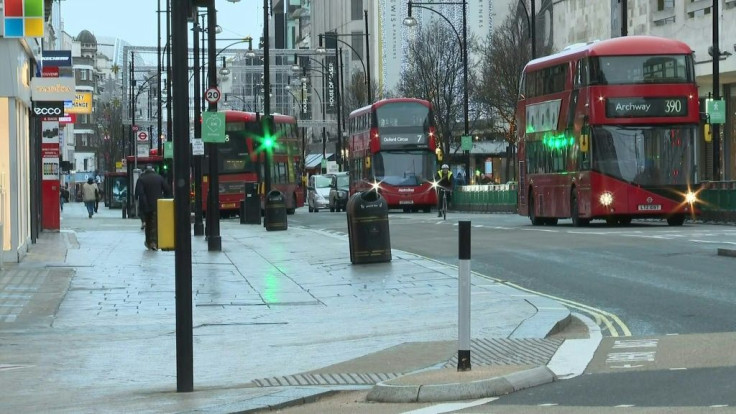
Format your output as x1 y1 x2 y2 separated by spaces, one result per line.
0 202 575 413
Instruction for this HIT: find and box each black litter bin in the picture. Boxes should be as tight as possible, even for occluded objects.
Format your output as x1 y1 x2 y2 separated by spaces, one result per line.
346 190 391 264
241 182 261 224
264 190 287 231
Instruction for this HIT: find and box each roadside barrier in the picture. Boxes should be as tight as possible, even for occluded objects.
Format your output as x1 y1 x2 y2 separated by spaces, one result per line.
699 181 736 223
452 183 517 213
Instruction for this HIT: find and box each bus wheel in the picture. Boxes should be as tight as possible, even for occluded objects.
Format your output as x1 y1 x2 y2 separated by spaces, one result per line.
667 214 685 226
618 217 632 225
545 218 558 225
570 192 589 227
606 217 617 225
423 206 430 213
528 190 543 226
286 193 296 215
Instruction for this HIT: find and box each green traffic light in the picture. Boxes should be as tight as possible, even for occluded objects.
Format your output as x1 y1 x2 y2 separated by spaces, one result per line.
263 136 274 149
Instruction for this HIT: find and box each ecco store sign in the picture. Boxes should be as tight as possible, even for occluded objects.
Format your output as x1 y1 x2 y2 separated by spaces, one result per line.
30 77 76 101
33 101 64 117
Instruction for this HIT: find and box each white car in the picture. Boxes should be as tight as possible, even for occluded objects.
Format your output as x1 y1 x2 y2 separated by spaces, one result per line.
307 174 332 212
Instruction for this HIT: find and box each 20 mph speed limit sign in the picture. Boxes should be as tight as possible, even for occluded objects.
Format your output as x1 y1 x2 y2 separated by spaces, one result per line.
205 87 221 104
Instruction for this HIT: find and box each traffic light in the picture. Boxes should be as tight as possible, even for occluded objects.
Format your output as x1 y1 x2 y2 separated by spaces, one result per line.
258 115 280 153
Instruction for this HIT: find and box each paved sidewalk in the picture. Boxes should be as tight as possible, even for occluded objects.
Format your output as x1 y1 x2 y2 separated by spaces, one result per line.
0 203 576 413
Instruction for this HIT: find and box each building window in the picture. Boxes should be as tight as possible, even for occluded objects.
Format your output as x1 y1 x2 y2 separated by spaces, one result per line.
657 0 674 10
688 6 711 18
351 31 363 61
351 0 362 21
654 16 676 26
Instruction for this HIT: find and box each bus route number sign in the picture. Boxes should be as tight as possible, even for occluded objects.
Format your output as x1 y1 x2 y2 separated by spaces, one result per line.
205 87 221 104
606 97 687 118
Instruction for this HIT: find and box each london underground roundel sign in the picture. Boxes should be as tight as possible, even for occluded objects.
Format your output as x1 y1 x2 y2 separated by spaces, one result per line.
137 131 149 141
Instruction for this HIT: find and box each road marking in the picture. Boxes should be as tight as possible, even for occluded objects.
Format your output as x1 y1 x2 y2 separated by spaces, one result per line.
401 397 498 413
612 339 658 348
606 352 656 363
670 367 688 371
497 278 631 336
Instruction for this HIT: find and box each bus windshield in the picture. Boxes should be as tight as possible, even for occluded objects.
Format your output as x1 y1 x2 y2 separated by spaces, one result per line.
217 122 261 174
590 55 693 85
373 150 435 186
375 102 431 133
591 125 696 186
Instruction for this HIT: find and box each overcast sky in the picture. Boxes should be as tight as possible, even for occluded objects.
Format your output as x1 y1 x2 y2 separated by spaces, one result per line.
59 0 261 47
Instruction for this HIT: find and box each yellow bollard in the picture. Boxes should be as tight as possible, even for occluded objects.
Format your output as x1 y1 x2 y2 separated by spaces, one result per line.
157 198 175 251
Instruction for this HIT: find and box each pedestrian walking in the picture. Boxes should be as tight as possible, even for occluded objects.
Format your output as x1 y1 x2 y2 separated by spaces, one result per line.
81 178 99 218
60 183 70 212
135 165 170 251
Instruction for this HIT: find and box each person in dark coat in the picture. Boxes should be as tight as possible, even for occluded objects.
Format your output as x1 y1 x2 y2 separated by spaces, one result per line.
135 165 171 250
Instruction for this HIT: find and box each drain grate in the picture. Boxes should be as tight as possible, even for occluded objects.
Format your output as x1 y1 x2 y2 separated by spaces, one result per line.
253 372 402 387
445 338 563 368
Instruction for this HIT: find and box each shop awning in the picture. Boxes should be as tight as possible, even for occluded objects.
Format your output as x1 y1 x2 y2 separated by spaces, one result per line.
305 153 334 168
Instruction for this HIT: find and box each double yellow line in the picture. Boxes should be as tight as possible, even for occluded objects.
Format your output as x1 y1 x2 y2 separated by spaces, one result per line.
413 254 632 337
483 275 631 337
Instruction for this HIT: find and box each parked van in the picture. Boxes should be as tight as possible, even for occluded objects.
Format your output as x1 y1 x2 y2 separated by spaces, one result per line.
307 174 332 212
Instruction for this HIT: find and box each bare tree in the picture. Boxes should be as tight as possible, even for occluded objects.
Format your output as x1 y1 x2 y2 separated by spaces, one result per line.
95 97 125 173
477 5 530 146
399 21 463 161
342 71 380 114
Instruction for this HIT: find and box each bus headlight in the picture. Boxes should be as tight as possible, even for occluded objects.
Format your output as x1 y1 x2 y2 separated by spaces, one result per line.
371 181 381 192
685 191 697 204
599 192 614 206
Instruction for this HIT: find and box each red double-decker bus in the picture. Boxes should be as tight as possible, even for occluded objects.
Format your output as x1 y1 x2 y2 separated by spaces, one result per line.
201 110 304 216
517 36 702 226
347 98 438 212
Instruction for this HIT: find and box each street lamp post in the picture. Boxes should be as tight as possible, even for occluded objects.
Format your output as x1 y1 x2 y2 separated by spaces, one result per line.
263 0 273 194
205 0 221 251
518 0 536 59
404 0 469 186
192 17 204 236
171 0 193 392
317 33 370 103
300 68 327 173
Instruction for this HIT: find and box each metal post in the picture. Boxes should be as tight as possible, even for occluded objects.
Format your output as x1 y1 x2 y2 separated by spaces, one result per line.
131 52 137 173
166 0 172 153
192 17 204 236
458 220 471 371
531 0 536 59
462 0 470 185
334 44 342 171
621 0 627 37
171 0 194 392
339 48 346 170
364 9 373 102
157 0 163 156
713 0 721 180
206 0 221 251
263 0 273 194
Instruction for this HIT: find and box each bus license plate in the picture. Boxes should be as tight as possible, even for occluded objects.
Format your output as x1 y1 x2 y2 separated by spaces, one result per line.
638 204 661 211
222 203 236 209
399 200 414 205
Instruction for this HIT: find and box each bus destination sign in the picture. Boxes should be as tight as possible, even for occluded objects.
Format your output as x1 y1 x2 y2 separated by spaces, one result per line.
381 134 428 147
606 97 688 118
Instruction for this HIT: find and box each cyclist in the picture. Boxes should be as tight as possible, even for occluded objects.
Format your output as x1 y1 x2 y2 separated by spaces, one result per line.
435 164 453 217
